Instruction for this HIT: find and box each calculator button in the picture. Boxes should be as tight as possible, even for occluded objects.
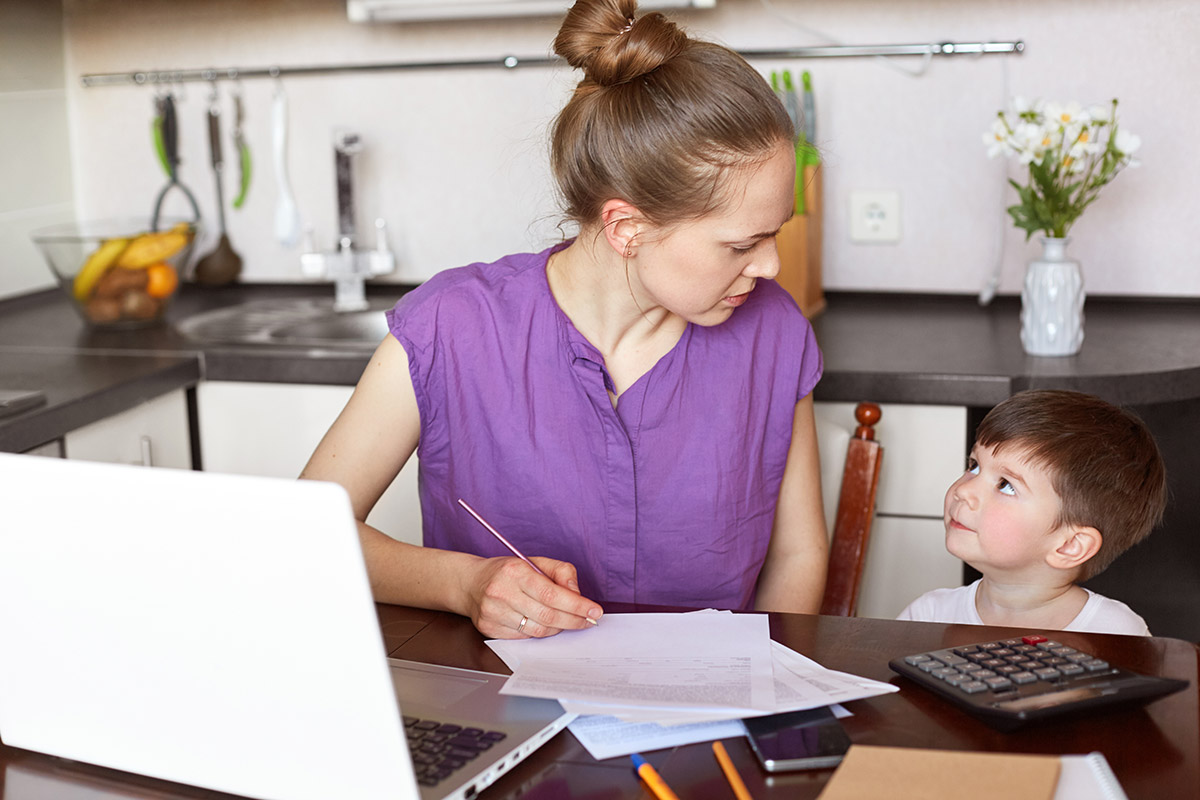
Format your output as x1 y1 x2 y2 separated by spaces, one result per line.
959 681 988 694
982 658 1007 668
1001 638 1025 646
1084 659 1110 671
1059 664 1085 676
933 668 960 679
1022 635 1048 645
1051 647 1077 656
984 677 1013 691
958 663 982 672
1042 656 1068 666
1034 667 1062 680
943 674 971 687
1037 641 1063 651
919 660 944 672
905 654 932 666
995 665 1023 674
991 648 1015 657
973 670 997 679
953 646 980 657
1012 644 1037 653
977 642 1002 650
940 654 968 666
1066 652 1092 663
1010 671 1038 685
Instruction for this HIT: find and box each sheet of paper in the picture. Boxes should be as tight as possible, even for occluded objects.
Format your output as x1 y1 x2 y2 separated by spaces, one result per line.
770 641 899 708
566 714 746 761
489 612 777 713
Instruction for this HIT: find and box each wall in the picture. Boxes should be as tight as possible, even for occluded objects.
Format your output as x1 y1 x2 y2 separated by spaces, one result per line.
0 2 76 301
20 0 1200 300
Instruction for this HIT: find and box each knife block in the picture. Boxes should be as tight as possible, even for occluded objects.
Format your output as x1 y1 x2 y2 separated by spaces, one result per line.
775 164 825 318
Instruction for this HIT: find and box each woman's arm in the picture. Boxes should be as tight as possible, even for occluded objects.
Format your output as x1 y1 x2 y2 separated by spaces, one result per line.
300 334 602 637
754 393 829 614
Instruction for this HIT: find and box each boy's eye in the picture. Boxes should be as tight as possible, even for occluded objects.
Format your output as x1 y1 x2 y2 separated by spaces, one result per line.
966 458 979 474
998 478 1016 496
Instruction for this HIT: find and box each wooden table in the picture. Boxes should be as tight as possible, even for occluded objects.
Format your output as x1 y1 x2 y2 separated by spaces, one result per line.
2 605 1196 799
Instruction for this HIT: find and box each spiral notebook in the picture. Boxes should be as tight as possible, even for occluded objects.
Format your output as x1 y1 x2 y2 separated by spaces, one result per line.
819 745 1127 800
1056 752 1129 800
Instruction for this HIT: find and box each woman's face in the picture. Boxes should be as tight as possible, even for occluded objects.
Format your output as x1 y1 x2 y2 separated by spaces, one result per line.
631 142 797 327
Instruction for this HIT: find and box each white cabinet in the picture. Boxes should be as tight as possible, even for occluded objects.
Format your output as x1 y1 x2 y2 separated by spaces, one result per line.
196 381 421 546
814 401 966 620
64 389 192 469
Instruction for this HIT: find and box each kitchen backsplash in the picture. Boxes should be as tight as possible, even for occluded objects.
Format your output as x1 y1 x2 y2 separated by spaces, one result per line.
7 0 1199 300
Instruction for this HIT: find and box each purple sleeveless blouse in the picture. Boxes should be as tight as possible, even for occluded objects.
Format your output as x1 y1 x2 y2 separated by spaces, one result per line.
386 244 823 610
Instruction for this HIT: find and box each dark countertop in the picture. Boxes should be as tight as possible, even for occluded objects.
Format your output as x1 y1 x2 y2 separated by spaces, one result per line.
3 283 1200 452
5 282 1200 639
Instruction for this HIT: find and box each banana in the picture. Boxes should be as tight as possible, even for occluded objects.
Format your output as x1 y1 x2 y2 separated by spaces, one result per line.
116 224 192 269
73 237 130 302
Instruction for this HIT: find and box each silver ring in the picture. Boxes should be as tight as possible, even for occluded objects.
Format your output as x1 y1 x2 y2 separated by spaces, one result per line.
517 615 529 634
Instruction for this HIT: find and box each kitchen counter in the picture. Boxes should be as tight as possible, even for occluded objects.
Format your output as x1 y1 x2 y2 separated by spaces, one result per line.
4 282 1200 639
4 282 1200 388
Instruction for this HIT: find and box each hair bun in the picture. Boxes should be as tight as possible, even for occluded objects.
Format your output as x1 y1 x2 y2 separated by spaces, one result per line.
554 1 688 87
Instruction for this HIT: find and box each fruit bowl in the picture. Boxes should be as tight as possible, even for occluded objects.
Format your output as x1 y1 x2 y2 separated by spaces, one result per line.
31 218 199 328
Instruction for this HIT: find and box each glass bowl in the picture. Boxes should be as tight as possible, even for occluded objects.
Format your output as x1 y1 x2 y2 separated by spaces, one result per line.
30 217 200 329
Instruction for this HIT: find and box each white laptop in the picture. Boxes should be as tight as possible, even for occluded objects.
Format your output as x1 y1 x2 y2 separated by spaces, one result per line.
0 453 572 800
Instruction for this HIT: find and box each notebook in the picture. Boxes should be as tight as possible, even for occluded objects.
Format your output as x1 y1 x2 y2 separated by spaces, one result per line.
0 453 572 800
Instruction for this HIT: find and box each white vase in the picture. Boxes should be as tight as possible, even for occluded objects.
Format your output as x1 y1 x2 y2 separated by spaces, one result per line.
1020 237 1085 356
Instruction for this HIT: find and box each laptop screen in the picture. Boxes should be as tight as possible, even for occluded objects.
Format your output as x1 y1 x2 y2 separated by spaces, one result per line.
0 454 419 799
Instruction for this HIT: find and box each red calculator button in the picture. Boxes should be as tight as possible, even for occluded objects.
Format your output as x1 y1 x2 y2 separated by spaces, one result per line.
1022 635 1048 645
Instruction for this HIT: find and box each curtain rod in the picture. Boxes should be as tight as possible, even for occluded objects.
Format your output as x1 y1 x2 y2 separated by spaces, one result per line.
79 40 1023 87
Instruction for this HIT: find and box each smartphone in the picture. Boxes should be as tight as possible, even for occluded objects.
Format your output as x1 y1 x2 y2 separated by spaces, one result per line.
743 707 852 772
0 389 46 419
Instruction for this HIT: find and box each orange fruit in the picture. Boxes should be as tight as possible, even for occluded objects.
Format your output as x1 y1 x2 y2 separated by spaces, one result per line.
145 262 178 298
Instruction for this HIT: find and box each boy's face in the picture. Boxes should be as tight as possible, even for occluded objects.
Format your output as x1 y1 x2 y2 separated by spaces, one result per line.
944 442 1068 577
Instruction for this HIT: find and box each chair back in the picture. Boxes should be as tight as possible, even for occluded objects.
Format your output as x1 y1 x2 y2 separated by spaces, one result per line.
819 402 883 617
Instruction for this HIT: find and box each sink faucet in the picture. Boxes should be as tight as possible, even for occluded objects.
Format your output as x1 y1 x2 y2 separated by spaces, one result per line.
301 128 395 312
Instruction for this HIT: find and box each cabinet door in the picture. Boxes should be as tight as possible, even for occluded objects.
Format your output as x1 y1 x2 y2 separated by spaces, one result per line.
856 516 962 620
196 381 421 546
64 389 191 469
814 401 967 618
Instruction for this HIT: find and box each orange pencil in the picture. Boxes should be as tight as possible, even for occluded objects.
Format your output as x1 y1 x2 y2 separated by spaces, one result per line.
630 753 680 800
712 740 753 800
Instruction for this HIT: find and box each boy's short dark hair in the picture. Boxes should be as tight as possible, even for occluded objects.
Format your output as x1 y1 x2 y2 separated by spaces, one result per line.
976 389 1167 580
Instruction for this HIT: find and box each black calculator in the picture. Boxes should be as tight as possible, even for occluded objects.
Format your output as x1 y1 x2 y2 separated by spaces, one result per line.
889 634 1189 730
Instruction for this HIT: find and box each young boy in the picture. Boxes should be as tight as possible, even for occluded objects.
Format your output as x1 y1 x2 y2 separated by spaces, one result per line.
897 389 1167 635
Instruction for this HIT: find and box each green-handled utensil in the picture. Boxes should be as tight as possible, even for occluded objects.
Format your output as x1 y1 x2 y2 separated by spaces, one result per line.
231 90 252 209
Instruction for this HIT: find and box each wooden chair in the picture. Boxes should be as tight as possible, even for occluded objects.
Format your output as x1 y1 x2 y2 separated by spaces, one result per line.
819 402 884 617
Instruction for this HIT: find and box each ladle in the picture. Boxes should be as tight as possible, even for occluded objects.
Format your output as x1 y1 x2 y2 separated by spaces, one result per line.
193 90 242 286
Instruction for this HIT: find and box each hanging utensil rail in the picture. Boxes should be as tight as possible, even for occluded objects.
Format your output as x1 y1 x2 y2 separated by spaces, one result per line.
79 39 1023 87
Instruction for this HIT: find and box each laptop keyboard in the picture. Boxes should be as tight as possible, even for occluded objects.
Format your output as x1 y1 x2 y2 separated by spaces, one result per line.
404 715 508 787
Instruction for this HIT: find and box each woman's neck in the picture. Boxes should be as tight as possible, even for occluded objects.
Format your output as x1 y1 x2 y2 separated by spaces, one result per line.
547 235 685 398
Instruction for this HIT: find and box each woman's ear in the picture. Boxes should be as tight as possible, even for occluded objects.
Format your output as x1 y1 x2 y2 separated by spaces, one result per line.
599 199 643 258
1048 525 1102 572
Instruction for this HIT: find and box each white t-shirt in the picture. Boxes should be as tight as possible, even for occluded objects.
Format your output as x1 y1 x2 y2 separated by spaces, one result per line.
896 579 1151 636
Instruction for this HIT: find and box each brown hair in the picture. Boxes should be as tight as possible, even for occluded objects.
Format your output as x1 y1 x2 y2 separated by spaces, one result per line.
550 0 794 229
976 389 1167 580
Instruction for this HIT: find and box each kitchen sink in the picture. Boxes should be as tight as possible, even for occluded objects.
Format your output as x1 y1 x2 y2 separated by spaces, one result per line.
176 298 393 349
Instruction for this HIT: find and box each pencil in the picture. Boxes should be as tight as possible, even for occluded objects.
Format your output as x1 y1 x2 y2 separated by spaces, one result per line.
712 740 753 800
457 498 549 577
457 498 599 626
630 753 681 800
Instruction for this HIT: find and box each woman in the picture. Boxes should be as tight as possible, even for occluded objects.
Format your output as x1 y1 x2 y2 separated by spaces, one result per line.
301 0 827 639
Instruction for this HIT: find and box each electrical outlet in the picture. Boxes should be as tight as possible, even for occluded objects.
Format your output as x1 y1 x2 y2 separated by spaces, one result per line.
849 190 901 243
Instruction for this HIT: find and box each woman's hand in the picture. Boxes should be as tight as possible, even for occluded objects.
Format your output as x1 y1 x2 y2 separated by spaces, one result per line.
464 556 603 639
